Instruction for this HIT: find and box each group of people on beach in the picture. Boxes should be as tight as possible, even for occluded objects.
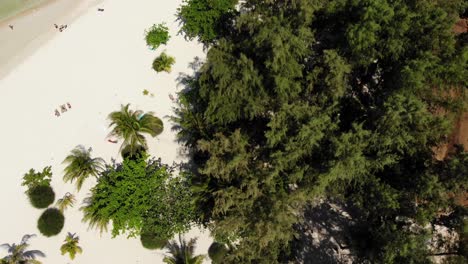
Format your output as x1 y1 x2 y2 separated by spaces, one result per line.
54 102 72 117
54 24 68 32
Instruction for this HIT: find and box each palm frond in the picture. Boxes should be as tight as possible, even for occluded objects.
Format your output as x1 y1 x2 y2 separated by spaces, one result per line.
62 145 104 191
108 104 164 155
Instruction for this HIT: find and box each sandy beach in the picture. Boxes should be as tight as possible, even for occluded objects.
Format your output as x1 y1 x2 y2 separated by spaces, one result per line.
0 0 209 263
0 0 105 79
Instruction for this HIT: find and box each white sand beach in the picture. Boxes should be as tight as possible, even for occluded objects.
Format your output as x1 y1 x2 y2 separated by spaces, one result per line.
0 0 209 263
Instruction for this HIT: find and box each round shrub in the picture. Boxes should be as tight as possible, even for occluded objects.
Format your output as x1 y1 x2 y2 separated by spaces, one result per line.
140 231 167 250
152 52 175 73
121 144 147 160
145 23 170 50
208 242 229 263
37 208 65 237
28 185 55 209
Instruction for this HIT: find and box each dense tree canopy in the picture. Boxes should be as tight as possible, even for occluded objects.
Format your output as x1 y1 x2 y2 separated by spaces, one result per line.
174 0 467 262
177 0 238 44
81 154 195 240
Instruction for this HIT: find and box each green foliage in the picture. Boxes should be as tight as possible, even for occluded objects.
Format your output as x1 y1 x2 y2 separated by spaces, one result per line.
177 0 238 44
108 104 164 156
37 208 65 237
152 52 175 73
55 192 76 212
145 23 170 50
173 0 468 262
140 230 167 250
0 234 45 264
81 156 194 239
163 235 205 264
21 166 52 191
62 145 104 191
27 185 55 209
60 233 82 260
208 242 228 263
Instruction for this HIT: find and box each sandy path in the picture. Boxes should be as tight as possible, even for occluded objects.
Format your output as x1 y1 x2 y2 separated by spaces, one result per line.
0 0 210 263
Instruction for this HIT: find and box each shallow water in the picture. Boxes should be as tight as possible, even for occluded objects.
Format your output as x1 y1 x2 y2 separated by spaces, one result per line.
0 0 49 22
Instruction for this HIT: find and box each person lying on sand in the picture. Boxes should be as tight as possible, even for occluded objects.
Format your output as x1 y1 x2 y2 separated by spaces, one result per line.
54 24 58 29
8 25 13 30
60 105 67 113
98 8 104 12
107 139 118 143
55 109 60 117
67 102 71 109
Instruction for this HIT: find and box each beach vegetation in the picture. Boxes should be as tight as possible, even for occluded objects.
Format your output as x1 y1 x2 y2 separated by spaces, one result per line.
108 104 164 156
37 208 65 237
152 52 175 73
208 242 229 263
140 230 167 250
0 234 45 264
143 89 149 96
162 235 205 264
27 185 55 209
145 23 170 50
62 145 104 191
55 192 76 212
60 233 82 260
173 0 468 262
21 166 52 191
177 0 238 44
81 155 194 239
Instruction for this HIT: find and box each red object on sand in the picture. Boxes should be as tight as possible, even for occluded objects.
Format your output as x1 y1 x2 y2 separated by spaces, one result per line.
108 139 118 144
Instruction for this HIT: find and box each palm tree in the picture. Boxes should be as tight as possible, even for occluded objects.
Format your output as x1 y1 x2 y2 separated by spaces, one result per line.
108 104 164 155
60 233 82 260
0 234 45 264
62 145 104 191
152 52 176 73
55 192 76 212
163 235 205 264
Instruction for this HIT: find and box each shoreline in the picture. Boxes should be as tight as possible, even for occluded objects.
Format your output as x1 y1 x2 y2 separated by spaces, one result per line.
0 0 55 25
0 0 103 80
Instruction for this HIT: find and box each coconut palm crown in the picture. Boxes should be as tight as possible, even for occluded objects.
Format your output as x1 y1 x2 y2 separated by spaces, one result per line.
163 235 205 264
0 234 45 264
60 233 82 260
62 145 104 191
108 104 164 155
56 192 76 212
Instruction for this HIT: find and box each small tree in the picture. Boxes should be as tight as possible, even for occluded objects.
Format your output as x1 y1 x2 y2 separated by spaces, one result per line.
62 145 104 191
145 23 170 50
60 233 82 260
28 185 55 209
208 242 229 263
140 230 167 250
0 234 45 264
21 167 52 191
163 235 205 264
152 52 175 73
37 208 65 237
56 193 76 212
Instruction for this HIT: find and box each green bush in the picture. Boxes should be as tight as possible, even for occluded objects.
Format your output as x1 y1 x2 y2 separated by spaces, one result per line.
28 185 55 209
152 52 175 73
208 242 228 263
145 23 170 50
37 208 65 237
121 144 147 161
140 231 167 250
